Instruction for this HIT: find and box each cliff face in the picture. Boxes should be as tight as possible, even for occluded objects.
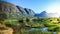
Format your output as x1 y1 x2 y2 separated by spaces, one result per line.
16 6 28 18
24 8 35 18
16 6 35 18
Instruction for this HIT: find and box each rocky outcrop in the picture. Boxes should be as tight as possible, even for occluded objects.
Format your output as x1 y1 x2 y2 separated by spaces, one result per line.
24 8 35 18
16 6 28 18
16 6 35 18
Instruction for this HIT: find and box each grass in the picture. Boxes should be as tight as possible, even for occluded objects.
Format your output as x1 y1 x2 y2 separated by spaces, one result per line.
0 27 8 30
1 18 60 34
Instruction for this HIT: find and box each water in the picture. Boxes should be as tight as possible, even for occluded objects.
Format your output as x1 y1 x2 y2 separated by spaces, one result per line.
29 27 48 32
23 27 57 34
53 32 56 34
21 21 58 34
41 27 48 32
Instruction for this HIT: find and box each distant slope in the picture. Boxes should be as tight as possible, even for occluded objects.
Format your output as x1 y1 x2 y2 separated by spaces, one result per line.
34 11 59 18
34 11 47 18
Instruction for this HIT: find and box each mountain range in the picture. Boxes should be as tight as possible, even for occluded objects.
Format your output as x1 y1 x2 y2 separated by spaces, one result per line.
0 1 35 20
0 1 60 19
34 11 59 18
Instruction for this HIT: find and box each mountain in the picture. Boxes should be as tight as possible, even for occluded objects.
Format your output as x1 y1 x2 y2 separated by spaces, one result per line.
16 6 35 18
1 1 59 19
0 1 23 20
34 11 47 18
24 8 35 18
34 11 59 18
16 6 28 18
0 1 35 19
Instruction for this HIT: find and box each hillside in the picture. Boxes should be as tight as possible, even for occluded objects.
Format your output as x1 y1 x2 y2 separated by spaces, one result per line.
0 1 35 34
1 1 60 34
34 11 59 18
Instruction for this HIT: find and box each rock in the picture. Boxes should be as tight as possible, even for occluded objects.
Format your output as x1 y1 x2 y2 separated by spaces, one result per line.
24 8 35 18
16 6 28 18
16 6 35 18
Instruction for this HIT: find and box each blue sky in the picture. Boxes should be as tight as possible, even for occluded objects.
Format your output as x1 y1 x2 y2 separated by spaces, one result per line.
3 0 60 13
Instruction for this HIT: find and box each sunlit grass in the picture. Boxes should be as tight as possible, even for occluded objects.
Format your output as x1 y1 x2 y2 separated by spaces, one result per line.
1 18 60 34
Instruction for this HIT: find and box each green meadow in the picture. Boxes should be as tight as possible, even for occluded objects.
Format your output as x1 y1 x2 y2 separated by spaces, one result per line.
1 17 60 34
